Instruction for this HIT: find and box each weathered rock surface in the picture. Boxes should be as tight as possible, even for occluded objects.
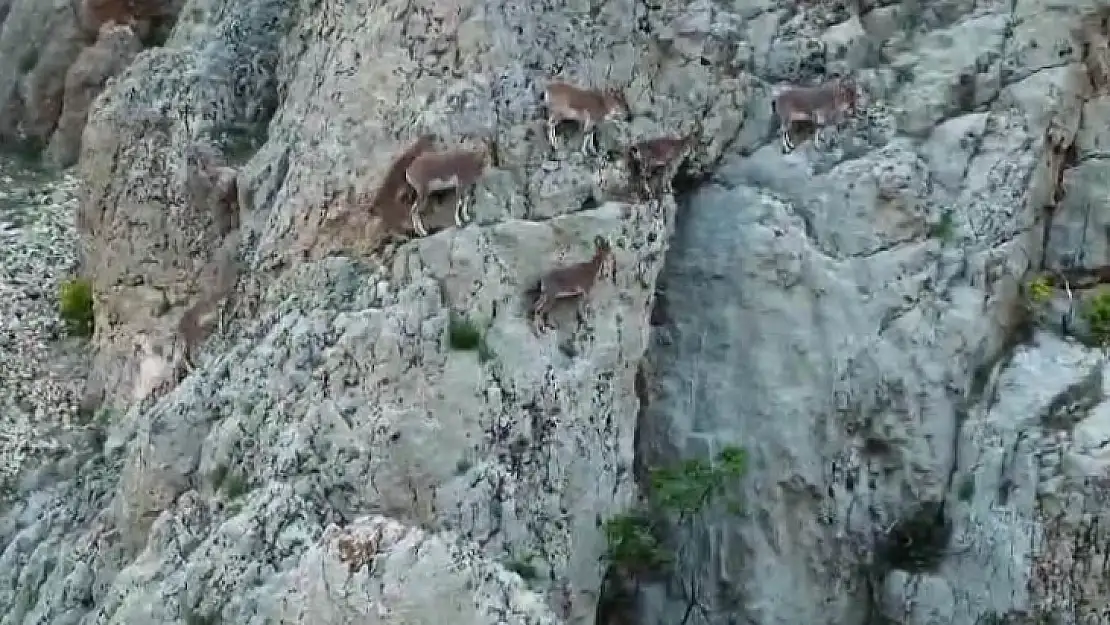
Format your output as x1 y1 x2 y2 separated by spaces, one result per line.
636 0 1110 623
0 0 182 165
46 22 143 168
0 157 86 510
2 0 1110 624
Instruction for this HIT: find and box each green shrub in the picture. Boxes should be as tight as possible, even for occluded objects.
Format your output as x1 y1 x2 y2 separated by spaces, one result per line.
927 210 955 242
5 136 46 169
602 513 670 573
877 500 951 573
650 445 748 517
1025 275 1053 305
223 474 247 499
18 49 38 73
602 445 748 575
448 313 481 348
447 313 493 361
1082 290 1110 346
58 278 94 337
208 120 270 166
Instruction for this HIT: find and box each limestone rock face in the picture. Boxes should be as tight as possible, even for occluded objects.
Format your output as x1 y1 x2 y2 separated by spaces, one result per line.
46 22 143 168
3 0 1110 625
0 0 182 163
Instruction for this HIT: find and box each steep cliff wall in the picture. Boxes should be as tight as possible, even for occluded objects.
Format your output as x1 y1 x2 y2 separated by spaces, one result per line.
0 0 1108 624
638 1 1110 623
0 0 182 166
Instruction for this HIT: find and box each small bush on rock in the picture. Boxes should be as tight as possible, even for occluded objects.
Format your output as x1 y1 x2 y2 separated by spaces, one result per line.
1025 275 1053 305
208 120 270 166
927 210 955 242
603 512 670 574
4 136 46 169
651 445 747 517
447 313 493 361
448 313 481 348
1082 290 1110 346
58 278 95 337
602 446 747 575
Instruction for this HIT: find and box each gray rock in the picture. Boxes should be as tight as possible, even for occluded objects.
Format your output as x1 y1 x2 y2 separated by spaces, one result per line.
46 22 144 168
3 0 1110 624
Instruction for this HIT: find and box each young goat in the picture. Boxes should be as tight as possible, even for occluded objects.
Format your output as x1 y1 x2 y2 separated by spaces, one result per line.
772 77 859 152
545 81 632 157
404 140 490 237
530 236 614 334
627 132 697 198
369 134 436 233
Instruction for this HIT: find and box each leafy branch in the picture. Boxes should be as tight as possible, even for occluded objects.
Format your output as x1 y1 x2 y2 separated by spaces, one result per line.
602 446 747 576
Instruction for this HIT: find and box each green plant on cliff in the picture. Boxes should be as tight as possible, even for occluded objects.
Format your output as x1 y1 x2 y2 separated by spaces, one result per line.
927 210 955 242
651 445 748 517
1082 290 1110 346
602 446 748 574
58 278 94 337
447 313 493 361
5 136 46 169
1025 274 1053 305
603 512 671 574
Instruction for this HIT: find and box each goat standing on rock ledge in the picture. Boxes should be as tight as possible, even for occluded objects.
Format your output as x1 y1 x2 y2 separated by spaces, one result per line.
530 236 614 335
772 76 859 152
404 140 491 237
627 131 698 199
368 134 435 234
544 81 632 156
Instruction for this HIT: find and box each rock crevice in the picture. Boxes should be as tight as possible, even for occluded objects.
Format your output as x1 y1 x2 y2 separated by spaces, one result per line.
2 0 1110 624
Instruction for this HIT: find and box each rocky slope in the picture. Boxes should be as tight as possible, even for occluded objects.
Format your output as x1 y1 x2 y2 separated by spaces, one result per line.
0 157 85 506
2 0 1110 624
0 0 181 167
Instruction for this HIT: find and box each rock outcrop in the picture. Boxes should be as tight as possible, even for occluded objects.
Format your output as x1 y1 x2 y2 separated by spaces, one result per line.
0 160 86 505
0 0 182 166
46 22 143 167
1 0 1110 624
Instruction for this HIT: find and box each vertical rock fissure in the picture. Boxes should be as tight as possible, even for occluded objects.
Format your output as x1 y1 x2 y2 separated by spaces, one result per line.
596 177 726 625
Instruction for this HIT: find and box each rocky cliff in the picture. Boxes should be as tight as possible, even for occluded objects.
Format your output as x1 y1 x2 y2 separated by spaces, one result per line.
1 0 1110 623
0 0 181 167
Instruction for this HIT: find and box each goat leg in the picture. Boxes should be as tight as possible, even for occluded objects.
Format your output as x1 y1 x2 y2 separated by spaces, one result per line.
410 196 428 237
531 294 550 335
581 120 596 157
642 171 655 201
547 117 561 150
532 310 549 335
781 126 795 153
454 193 467 229
462 188 475 225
